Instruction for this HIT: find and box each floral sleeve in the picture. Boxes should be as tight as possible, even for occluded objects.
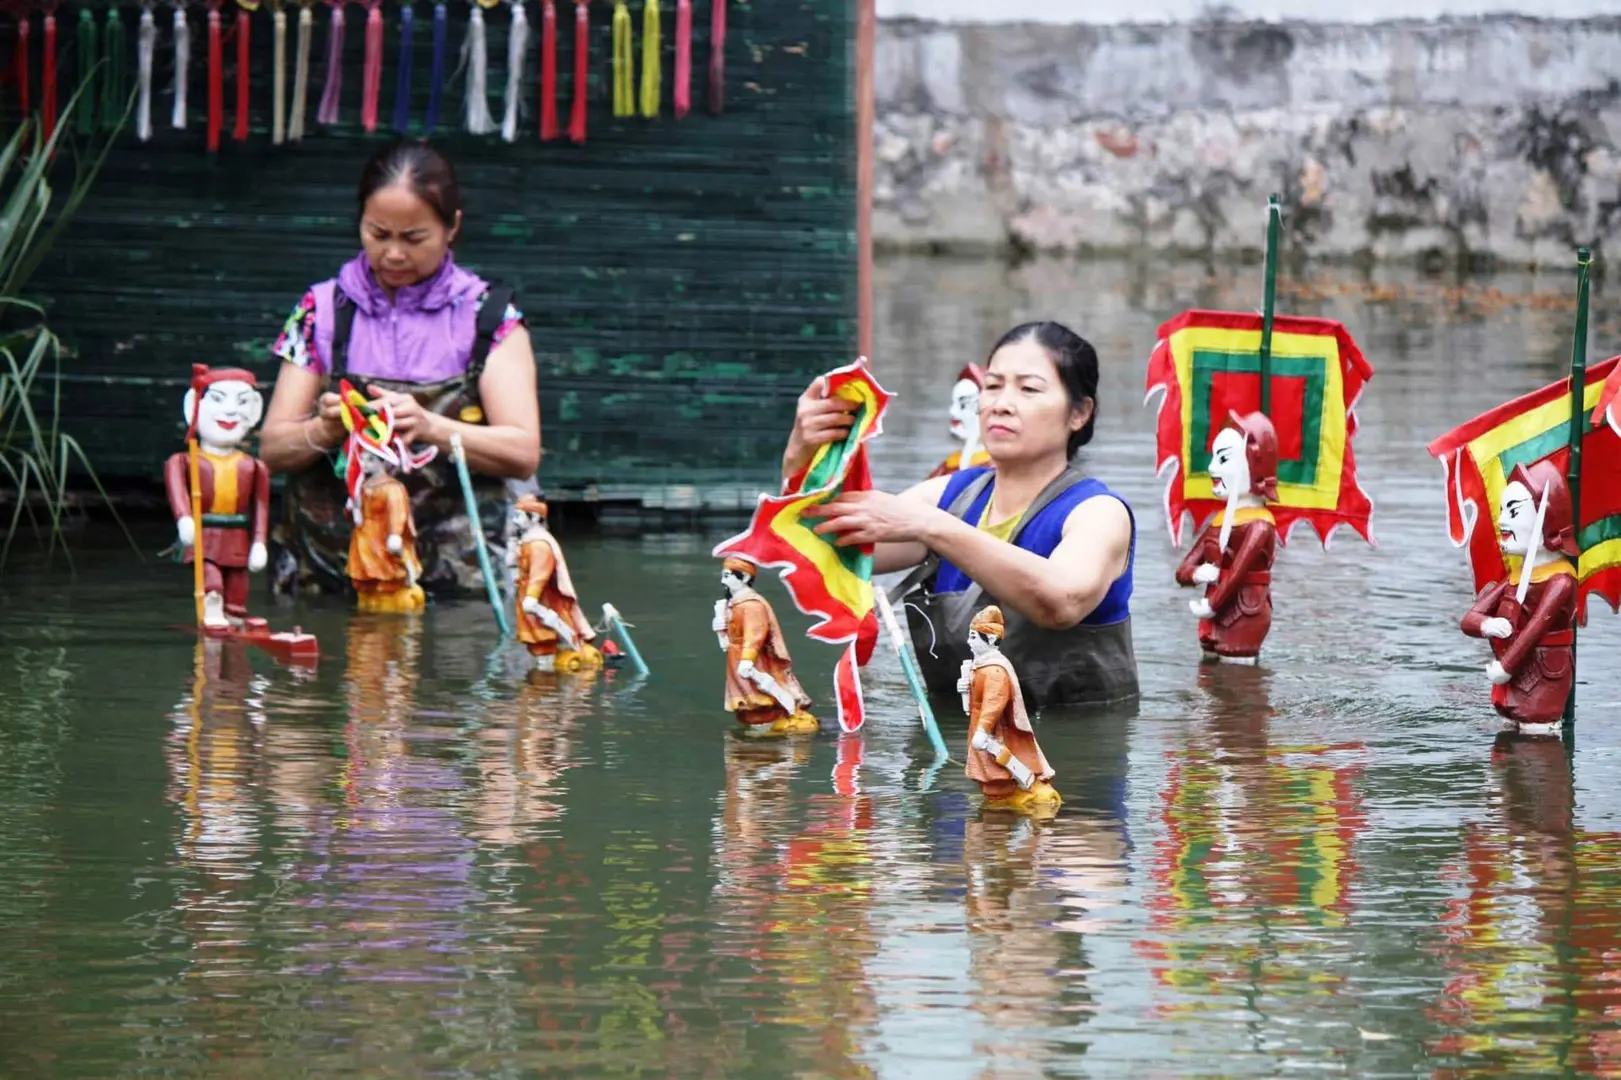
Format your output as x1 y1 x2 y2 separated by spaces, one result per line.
271 290 324 373
478 289 526 347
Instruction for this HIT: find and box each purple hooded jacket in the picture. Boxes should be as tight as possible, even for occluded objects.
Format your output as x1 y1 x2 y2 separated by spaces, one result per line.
272 253 522 385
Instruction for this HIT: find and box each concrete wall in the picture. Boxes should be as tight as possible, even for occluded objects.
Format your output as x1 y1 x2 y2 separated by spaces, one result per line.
873 8 1621 265
877 0 1621 24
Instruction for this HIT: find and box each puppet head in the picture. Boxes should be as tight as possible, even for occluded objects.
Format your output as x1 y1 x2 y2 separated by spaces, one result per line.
1500 460 1579 558
182 365 263 450
721 555 758 598
967 605 1005 656
514 494 550 536
949 363 986 442
1209 410 1279 502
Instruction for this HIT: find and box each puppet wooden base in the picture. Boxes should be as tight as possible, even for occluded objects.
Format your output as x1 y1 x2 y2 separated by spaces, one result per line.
173 617 319 667
356 584 426 614
736 709 819 738
981 781 1063 818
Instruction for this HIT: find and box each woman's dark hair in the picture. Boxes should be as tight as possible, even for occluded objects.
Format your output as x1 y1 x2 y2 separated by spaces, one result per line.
357 140 463 229
987 321 1100 458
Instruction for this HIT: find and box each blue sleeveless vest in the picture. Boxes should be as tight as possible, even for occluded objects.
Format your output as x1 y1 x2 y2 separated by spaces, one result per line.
932 466 1135 625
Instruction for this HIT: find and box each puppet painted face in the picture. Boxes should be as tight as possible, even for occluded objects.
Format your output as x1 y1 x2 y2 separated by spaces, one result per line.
1498 479 1538 557
187 379 263 449
967 628 995 657
721 567 754 597
1208 426 1250 499
948 378 980 441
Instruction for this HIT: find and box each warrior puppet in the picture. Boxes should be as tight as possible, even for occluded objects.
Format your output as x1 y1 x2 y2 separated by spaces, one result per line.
958 605 1060 815
1175 411 1279 663
512 495 603 674
165 365 272 629
1459 460 1579 734
927 362 994 479
714 556 817 736
336 381 436 613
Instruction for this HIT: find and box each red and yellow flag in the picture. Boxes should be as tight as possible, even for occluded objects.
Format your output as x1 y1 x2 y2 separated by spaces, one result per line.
713 359 892 733
1145 310 1376 548
1426 354 1621 620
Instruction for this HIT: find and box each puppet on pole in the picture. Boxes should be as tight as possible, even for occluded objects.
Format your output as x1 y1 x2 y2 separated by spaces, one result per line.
1431 247 1620 735
1147 194 1377 663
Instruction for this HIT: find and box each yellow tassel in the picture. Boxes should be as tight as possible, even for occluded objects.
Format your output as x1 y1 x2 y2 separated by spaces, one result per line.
612 0 633 117
639 0 660 117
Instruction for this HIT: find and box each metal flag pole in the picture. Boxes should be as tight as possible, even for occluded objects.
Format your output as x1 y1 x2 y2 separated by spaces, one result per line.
877 588 949 762
450 432 513 638
1561 246 1592 730
1259 193 1281 417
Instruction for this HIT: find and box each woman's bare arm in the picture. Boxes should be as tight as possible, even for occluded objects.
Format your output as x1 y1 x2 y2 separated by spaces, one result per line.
260 363 344 472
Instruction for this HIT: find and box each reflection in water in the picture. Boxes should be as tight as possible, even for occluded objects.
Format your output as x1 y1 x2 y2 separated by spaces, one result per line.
1429 734 1621 1078
1138 665 1367 1032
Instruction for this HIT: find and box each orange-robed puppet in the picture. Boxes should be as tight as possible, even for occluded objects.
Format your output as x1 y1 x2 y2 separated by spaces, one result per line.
1459 459 1580 733
164 365 271 629
335 388 431 613
512 496 603 673
713 555 816 735
1175 411 1279 662
959 605 1060 814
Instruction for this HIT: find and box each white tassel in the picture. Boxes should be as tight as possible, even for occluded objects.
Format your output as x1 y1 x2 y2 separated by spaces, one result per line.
172 6 190 129
289 4 312 140
500 0 527 142
463 5 494 134
136 6 155 141
272 5 287 143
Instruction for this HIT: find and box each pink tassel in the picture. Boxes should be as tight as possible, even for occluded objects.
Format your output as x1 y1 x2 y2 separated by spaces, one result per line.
539 0 557 139
568 0 586 143
361 0 382 131
673 0 689 118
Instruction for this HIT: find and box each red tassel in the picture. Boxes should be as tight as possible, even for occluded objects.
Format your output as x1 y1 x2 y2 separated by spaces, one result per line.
42 11 56 137
233 7 250 141
673 0 689 118
207 1 223 150
567 0 586 143
360 0 382 132
539 0 556 140
15 13 30 125
708 0 724 115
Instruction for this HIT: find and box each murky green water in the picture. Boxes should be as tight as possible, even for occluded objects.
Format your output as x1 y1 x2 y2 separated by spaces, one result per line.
3 256 1621 1077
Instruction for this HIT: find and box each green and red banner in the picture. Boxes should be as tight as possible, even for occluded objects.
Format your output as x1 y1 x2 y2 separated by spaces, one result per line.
713 359 891 733
1145 310 1376 549
1427 353 1621 621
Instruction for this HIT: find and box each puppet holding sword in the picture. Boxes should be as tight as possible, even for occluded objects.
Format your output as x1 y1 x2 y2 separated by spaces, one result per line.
714 555 818 737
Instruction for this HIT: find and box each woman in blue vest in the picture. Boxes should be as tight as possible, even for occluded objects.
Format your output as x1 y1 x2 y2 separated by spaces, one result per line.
790 321 1138 709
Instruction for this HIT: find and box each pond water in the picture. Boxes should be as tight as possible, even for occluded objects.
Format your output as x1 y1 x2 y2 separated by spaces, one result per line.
3 255 1620 1077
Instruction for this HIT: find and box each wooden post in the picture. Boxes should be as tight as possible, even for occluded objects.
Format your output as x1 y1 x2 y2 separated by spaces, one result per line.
855 0 875 362
1562 246 1592 729
1259 193 1281 416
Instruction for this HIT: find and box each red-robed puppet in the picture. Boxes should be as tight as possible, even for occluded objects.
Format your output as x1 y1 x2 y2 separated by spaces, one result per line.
165 365 271 629
926 362 993 479
1459 460 1579 734
1174 411 1279 662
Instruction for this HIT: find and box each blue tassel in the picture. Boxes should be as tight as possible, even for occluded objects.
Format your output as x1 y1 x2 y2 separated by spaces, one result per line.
393 3 415 131
425 1 447 131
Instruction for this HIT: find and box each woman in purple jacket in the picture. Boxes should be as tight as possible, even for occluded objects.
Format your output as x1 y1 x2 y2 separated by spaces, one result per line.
260 140 542 599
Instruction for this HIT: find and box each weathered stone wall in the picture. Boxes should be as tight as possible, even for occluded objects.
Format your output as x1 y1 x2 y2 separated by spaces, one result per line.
874 13 1621 266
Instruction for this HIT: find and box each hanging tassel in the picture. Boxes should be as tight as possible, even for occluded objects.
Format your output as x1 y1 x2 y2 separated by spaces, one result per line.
637 0 657 118
567 0 585 142
424 0 445 130
42 10 58 137
206 0 223 149
610 0 630 118
391 2 412 132
271 2 286 142
75 7 96 134
170 5 188 128
289 1 311 138
463 2 494 134
360 0 382 131
136 5 154 139
673 0 688 118
16 11 31 125
317 1 344 124
102 5 127 130
499 0 526 142
537 0 555 139
233 1 254 141
708 0 723 115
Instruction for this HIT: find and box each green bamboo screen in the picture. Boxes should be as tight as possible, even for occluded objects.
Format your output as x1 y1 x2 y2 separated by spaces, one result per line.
13 0 857 510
